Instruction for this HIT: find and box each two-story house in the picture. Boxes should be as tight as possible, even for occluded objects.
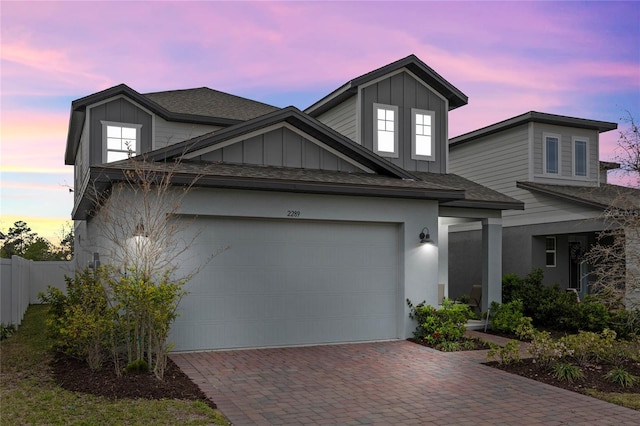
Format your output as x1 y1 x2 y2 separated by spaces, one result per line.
65 55 523 351
448 111 640 306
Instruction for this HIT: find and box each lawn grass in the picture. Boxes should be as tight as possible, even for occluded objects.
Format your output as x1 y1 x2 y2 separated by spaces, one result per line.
0 305 229 426
585 390 640 411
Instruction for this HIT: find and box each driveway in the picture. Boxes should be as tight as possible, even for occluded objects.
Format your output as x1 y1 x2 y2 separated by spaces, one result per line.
171 341 640 425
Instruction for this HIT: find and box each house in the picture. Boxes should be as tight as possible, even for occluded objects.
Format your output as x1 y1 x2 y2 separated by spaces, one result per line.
65 55 526 351
448 112 640 307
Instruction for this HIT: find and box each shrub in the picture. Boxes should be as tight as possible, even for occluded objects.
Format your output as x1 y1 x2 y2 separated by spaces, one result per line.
605 367 638 388
0 323 16 340
514 316 536 341
407 298 472 345
489 300 524 334
608 309 640 339
486 340 521 365
562 329 616 367
552 362 584 382
502 269 577 329
39 268 113 370
567 297 611 332
527 330 573 368
125 359 149 374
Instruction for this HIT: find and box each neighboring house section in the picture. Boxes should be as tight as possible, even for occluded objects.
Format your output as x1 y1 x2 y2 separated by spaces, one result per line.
448 111 640 306
65 55 524 351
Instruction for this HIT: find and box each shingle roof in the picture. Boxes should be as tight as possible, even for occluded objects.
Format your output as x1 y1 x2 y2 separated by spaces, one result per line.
414 172 524 209
306 54 468 117
143 88 280 121
517 181 640 211
450 111 618 147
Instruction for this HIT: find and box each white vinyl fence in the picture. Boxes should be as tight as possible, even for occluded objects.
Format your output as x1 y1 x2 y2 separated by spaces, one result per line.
0 256 72 326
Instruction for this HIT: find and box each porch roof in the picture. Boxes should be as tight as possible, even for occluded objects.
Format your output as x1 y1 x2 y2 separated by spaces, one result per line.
517 181 640 211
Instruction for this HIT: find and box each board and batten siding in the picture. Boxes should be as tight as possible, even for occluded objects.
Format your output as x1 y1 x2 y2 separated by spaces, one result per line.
449 125 530 196
197 126 359 172
154 116 222 150
360 71 447 173
316 95 357 142
532 123 599 184
88 98 153 165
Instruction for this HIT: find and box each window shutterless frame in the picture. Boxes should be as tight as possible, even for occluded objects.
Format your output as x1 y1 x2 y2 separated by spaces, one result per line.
101 121 142 163
572 136 589 178
545 236 557 267
411 108 435 161
373 103 399 158
543 132 561 175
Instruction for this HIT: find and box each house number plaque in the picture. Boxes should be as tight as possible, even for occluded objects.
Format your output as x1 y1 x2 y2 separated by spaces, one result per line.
287 210 301 217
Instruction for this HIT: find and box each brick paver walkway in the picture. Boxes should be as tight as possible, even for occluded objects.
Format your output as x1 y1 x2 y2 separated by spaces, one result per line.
171 340 640 425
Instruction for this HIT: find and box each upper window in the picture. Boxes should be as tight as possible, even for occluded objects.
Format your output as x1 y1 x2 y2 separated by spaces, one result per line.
545 236 556 267
412 109 435 161
543 133 560 174
101 121 142 163
373 103 398 157
573 137 588 177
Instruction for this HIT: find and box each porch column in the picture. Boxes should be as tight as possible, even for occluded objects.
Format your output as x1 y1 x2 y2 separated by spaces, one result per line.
482 218 502 311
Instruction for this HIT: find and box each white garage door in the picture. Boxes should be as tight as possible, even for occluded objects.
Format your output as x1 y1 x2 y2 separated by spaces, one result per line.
172 217 399 351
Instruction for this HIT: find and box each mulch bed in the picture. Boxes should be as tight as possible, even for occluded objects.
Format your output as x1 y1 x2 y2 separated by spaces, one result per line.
51 352 216 409
408 337 490 351
487 358 640 395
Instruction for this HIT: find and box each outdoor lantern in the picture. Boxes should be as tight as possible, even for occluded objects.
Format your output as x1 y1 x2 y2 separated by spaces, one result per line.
419 227 434 244
133 221 147 238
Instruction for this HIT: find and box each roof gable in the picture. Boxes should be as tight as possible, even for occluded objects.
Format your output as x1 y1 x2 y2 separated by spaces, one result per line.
145 106 417 180
305 54 468 117
450 111 618 147
65 84 279 164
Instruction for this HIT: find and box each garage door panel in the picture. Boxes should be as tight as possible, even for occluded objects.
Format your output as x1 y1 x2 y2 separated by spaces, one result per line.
173 218 399 350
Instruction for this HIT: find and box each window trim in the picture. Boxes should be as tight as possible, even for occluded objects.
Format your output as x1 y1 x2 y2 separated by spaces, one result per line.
572 136 589 178
373 103 399 158
545 236 557 268
411 108 435 161
543 132 561 175
101 121 142 163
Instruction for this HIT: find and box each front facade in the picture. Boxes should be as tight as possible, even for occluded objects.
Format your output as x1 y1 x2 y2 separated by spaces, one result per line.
65 56 523 351
448 112 640 304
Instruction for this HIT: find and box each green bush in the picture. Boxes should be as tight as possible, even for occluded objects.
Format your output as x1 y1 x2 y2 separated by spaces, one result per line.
486 340 521 365
605 367 638 388
502 269 577 329
552 362 584 382
608 309 640 339
567 297 611 332
489 300 524 334
562 329 616 367
39 268 113 370
407 298 472 345
0 323 16 340
125 358 149 374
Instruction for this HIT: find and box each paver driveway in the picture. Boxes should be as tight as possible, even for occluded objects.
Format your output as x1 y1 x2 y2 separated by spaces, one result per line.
172 341 640 425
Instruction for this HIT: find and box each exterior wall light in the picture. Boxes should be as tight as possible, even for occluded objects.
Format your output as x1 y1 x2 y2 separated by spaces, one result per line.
419 227 434 244
133 221 147 238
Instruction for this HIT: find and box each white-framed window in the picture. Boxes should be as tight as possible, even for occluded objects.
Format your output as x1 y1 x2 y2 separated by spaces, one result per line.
101 121 142 163
543 133 561 175
411 108 435 161
545 236 556 267
572 137 588 177
373 103 398 157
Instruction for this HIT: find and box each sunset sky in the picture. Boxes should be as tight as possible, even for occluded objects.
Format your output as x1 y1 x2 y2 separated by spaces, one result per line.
1 1 639 244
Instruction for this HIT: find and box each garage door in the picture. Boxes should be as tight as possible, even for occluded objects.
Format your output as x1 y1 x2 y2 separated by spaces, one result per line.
172 217 399 351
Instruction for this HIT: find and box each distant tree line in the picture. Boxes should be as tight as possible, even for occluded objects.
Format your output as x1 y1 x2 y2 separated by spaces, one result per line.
0 220 73 261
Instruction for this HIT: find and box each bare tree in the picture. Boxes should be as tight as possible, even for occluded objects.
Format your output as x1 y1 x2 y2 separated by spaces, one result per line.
85 154 225 379
615 111 640 187
585 111 640 313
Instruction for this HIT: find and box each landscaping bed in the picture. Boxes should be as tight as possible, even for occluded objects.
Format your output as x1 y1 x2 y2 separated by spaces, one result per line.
51 352 215 407
488 358 640 396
